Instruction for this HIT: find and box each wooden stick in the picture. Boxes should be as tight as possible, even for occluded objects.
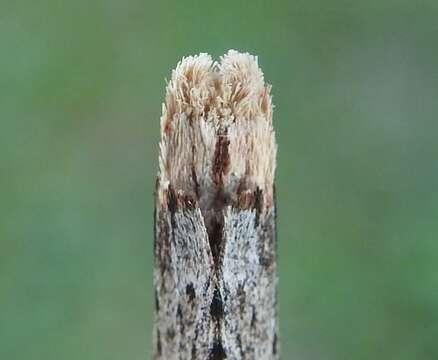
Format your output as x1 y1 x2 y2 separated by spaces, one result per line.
154 50 278 360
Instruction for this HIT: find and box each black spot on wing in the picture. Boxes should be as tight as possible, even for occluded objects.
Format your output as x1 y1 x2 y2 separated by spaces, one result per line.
210 287 224 320
186 283 196 303
208 341 226 360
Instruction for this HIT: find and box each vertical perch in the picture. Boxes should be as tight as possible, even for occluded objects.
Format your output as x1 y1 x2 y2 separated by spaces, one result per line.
154 50 278 360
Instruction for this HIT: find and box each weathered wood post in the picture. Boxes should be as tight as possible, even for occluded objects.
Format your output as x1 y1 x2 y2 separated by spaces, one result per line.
154 50 278 360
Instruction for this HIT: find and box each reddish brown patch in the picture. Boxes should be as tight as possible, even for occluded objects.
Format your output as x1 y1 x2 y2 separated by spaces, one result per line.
237 190 255 209
236 180 257 209
212 130 230 185
167 185 196 211
180 194 196 209
203 102 210 114
185 67 193 82
261 88 270 114
164 119 173 134
236 182 265 225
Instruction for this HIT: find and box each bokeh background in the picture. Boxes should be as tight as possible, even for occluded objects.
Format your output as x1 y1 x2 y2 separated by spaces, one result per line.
2 1 438 359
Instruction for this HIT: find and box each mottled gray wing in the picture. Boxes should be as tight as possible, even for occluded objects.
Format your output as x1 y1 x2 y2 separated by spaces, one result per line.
219 207 278 360
154 206 215 360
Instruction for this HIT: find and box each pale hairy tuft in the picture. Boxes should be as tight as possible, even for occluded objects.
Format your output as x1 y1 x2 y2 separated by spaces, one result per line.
158 50 276 209
219 50 270 120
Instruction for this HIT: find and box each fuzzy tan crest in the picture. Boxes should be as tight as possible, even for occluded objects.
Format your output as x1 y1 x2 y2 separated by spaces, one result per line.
158 50 276 209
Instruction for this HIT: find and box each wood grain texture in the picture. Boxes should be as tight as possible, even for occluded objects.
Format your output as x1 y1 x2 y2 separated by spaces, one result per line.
154 50 278 360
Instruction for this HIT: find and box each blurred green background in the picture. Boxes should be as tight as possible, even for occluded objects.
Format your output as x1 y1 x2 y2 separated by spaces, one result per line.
2 1 438 359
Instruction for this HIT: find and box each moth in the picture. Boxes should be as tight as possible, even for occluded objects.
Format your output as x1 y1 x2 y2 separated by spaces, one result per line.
154 50 278 360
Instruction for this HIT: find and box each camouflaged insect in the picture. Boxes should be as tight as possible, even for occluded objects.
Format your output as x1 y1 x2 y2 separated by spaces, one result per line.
154 50 278 360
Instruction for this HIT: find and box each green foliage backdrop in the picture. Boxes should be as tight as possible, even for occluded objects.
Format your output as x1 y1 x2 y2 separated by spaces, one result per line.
2 1 438 359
